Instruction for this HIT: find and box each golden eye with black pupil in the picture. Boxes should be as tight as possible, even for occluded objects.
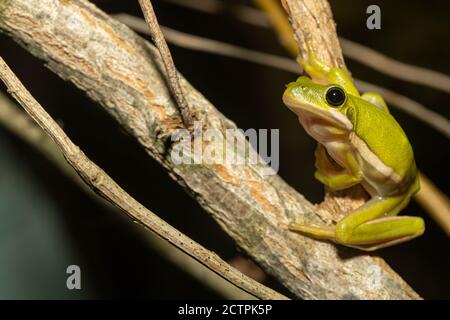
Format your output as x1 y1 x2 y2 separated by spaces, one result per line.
325 86 346 107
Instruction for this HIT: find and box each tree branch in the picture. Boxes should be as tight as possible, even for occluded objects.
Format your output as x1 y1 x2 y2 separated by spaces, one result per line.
0 0 420 299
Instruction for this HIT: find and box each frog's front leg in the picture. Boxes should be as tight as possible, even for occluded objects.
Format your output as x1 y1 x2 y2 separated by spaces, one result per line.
290 194 425 251
314 144 362 190
361 92 389 112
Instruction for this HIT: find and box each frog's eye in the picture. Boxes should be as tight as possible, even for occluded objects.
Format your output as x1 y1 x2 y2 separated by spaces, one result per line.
325 86 346 107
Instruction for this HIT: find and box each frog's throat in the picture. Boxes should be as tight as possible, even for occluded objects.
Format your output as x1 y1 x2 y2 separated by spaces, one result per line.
294 106 353 132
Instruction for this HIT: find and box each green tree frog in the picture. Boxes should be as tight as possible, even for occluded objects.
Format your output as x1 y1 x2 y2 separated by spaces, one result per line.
283 49 425 251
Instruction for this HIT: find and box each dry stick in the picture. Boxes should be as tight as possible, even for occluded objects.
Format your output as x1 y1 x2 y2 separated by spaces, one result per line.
253 0 298 56
138 0 193 128
163 0 268 27
340 38 450 95
0 0 420 299
114 14 298 74
0 57 286 300
0 91 256 300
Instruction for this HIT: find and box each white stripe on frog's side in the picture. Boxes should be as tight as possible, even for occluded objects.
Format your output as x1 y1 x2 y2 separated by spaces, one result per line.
349 132 402 185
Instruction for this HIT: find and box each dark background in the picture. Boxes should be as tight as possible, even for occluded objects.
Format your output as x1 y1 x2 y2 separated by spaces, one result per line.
0 0 449 299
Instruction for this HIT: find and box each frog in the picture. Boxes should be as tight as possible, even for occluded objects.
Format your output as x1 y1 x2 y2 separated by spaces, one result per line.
282 48 425 251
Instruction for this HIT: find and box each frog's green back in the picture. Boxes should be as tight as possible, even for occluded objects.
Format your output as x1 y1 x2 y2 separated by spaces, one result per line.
346 97 415 179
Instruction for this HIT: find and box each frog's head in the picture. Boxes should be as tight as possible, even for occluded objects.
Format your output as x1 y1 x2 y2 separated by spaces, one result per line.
282 76 354 142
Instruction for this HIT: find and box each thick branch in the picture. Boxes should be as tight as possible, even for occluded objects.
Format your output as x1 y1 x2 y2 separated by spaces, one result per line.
0 0 420 299
281 0 346 71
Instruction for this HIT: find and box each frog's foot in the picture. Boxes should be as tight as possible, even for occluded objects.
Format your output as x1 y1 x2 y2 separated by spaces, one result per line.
289 222 336 240
298 40 360 96
335 215 425 251
297 43 331 83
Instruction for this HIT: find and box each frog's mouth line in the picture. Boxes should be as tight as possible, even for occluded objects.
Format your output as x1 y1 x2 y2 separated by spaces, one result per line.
283 94 353 131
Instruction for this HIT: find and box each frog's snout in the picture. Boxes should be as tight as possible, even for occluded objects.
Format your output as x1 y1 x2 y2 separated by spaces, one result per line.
282 84 301 109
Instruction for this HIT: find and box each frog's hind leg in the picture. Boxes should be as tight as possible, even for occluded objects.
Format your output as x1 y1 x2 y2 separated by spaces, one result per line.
289 195 400 243
289 193 424 250
335 195 425 251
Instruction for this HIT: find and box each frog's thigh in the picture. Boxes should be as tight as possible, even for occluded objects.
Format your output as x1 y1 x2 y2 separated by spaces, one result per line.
344 216 425 250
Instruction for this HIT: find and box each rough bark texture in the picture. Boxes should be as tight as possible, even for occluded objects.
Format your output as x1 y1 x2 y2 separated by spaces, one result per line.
282 0 347 71
0 0 420 299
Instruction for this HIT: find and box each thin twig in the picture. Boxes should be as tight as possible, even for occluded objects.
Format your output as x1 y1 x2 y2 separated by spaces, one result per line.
0 91 256 299
340 38 450 95
163 0 269 27
253 0 298 56
114 14 297 73
162 0 269 27
114 14 450 139
138 0 193 128
0 56 287 300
